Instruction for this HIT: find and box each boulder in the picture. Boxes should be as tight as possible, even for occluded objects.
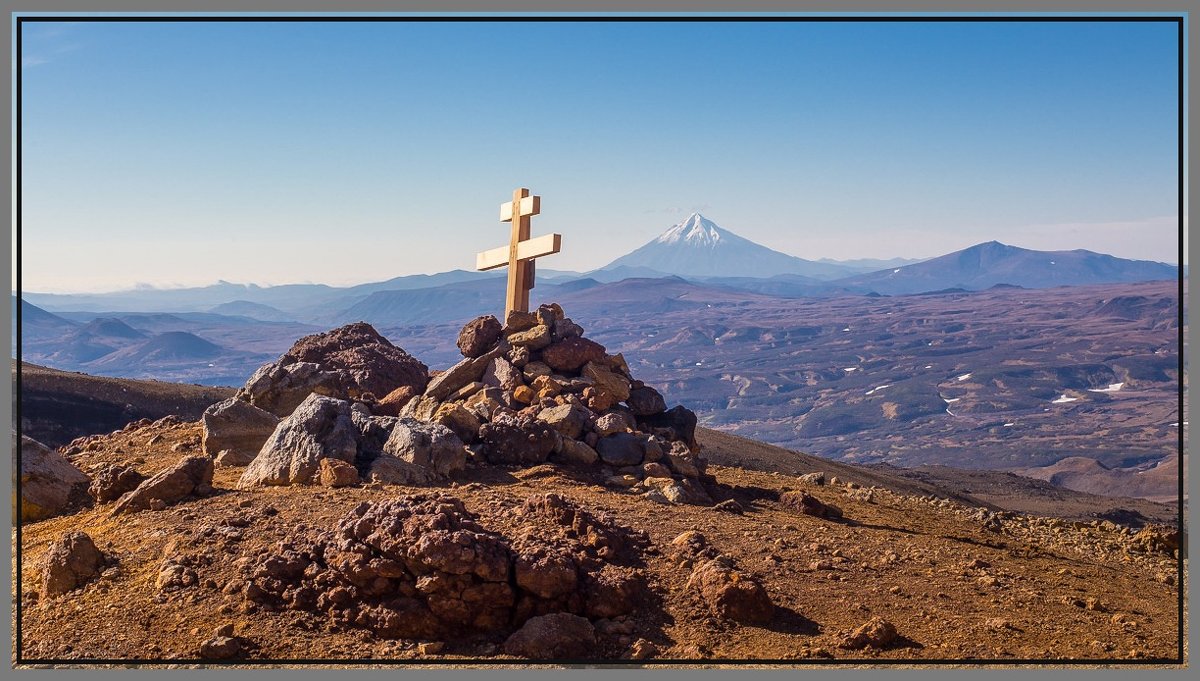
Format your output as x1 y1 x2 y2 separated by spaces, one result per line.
282 322 429 401
237 359 341 417
380 417 466 479
550 438 599 466
593 413 629 437
112 455 213 515
482 356 524 392
432 402 482 444
551 317 584 342
582 362 631 403
200 398 280 464
375 385 419 417
799 471 826 486
503 612 596 659
840 617 899 649
351 408 397 460
625 385 667 417
503 309 538 334
17 435 89 522
88 464 146 503
781 491 843 520
237 394 358 488
536 403 592 440
424 342 509 401
541 337 606 373
507 324 552 350
319 458 360 487
596 433 645 467
687 556 774 624
480 415 559 465
457 315 503 358
665 452 701 478
199 635 244 660
639 405 698 449
42 530 105 596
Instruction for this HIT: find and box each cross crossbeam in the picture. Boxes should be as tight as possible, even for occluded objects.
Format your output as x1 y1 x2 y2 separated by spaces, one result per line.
475 188 562 320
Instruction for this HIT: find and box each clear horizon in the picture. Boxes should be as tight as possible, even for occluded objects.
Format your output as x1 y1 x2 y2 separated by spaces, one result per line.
17 19 1182 293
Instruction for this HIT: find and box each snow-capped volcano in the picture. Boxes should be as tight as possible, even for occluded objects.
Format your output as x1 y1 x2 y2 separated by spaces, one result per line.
653 213 727 247
599 213 852 279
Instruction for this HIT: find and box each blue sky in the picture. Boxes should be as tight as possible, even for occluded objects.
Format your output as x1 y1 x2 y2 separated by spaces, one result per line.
17 19 1182 292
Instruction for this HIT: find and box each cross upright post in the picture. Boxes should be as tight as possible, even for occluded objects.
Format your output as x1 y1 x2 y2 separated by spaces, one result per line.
475 187 562 320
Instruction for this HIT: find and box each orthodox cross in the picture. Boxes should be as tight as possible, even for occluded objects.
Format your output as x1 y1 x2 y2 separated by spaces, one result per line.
475 187 562 320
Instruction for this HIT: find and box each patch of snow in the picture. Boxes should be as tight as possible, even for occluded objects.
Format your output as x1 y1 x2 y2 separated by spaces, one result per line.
1087 382 1124 393
946 408 956 417
893 268 901 273
864 384 891 396
695 362 703 366
942 396 960 403
1003 422 1015 427
1050 260 1056 265
1051 394 1078 404
956 373 971 381
843 367 858 373
654 213 724 247
843 327 851 332
924 365 933 369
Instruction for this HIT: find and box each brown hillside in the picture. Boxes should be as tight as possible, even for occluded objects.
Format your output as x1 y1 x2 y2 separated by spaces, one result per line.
15 419 1183 664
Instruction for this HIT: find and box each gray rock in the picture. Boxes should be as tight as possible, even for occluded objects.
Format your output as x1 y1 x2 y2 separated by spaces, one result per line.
482 356 524 391
596 432 645 467
536 403 592 440
799 471 826 486
351 407 397 460
18 434 89 522
237 394 358 488
237 359 341 417
550 438 599 466
201 398 280 465
593 413 630 437
423 342 509 400
379 417 466 478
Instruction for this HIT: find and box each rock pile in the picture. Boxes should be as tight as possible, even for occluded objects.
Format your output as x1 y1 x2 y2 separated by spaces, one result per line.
399 305 705 489
226 305 708 501
238 492 650 655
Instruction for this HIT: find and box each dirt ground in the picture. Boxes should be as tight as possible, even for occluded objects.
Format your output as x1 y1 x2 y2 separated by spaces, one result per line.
14 420 1185 666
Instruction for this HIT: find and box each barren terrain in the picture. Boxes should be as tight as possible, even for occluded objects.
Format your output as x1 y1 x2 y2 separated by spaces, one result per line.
16 420 1183 664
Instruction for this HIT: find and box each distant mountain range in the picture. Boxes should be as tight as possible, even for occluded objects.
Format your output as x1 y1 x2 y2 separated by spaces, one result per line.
17 214 1177 332
837 240 1178 296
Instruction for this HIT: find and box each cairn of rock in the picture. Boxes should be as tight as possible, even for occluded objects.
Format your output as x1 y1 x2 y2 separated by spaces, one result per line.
240 492 651 647
397 303 709 499
218 303 710 503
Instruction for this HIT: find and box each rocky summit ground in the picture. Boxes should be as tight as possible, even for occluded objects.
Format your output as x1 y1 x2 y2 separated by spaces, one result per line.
16 419 1183 665
13 304 1185 667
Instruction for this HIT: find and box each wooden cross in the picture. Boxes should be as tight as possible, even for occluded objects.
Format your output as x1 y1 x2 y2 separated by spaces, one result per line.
475 187 562 320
